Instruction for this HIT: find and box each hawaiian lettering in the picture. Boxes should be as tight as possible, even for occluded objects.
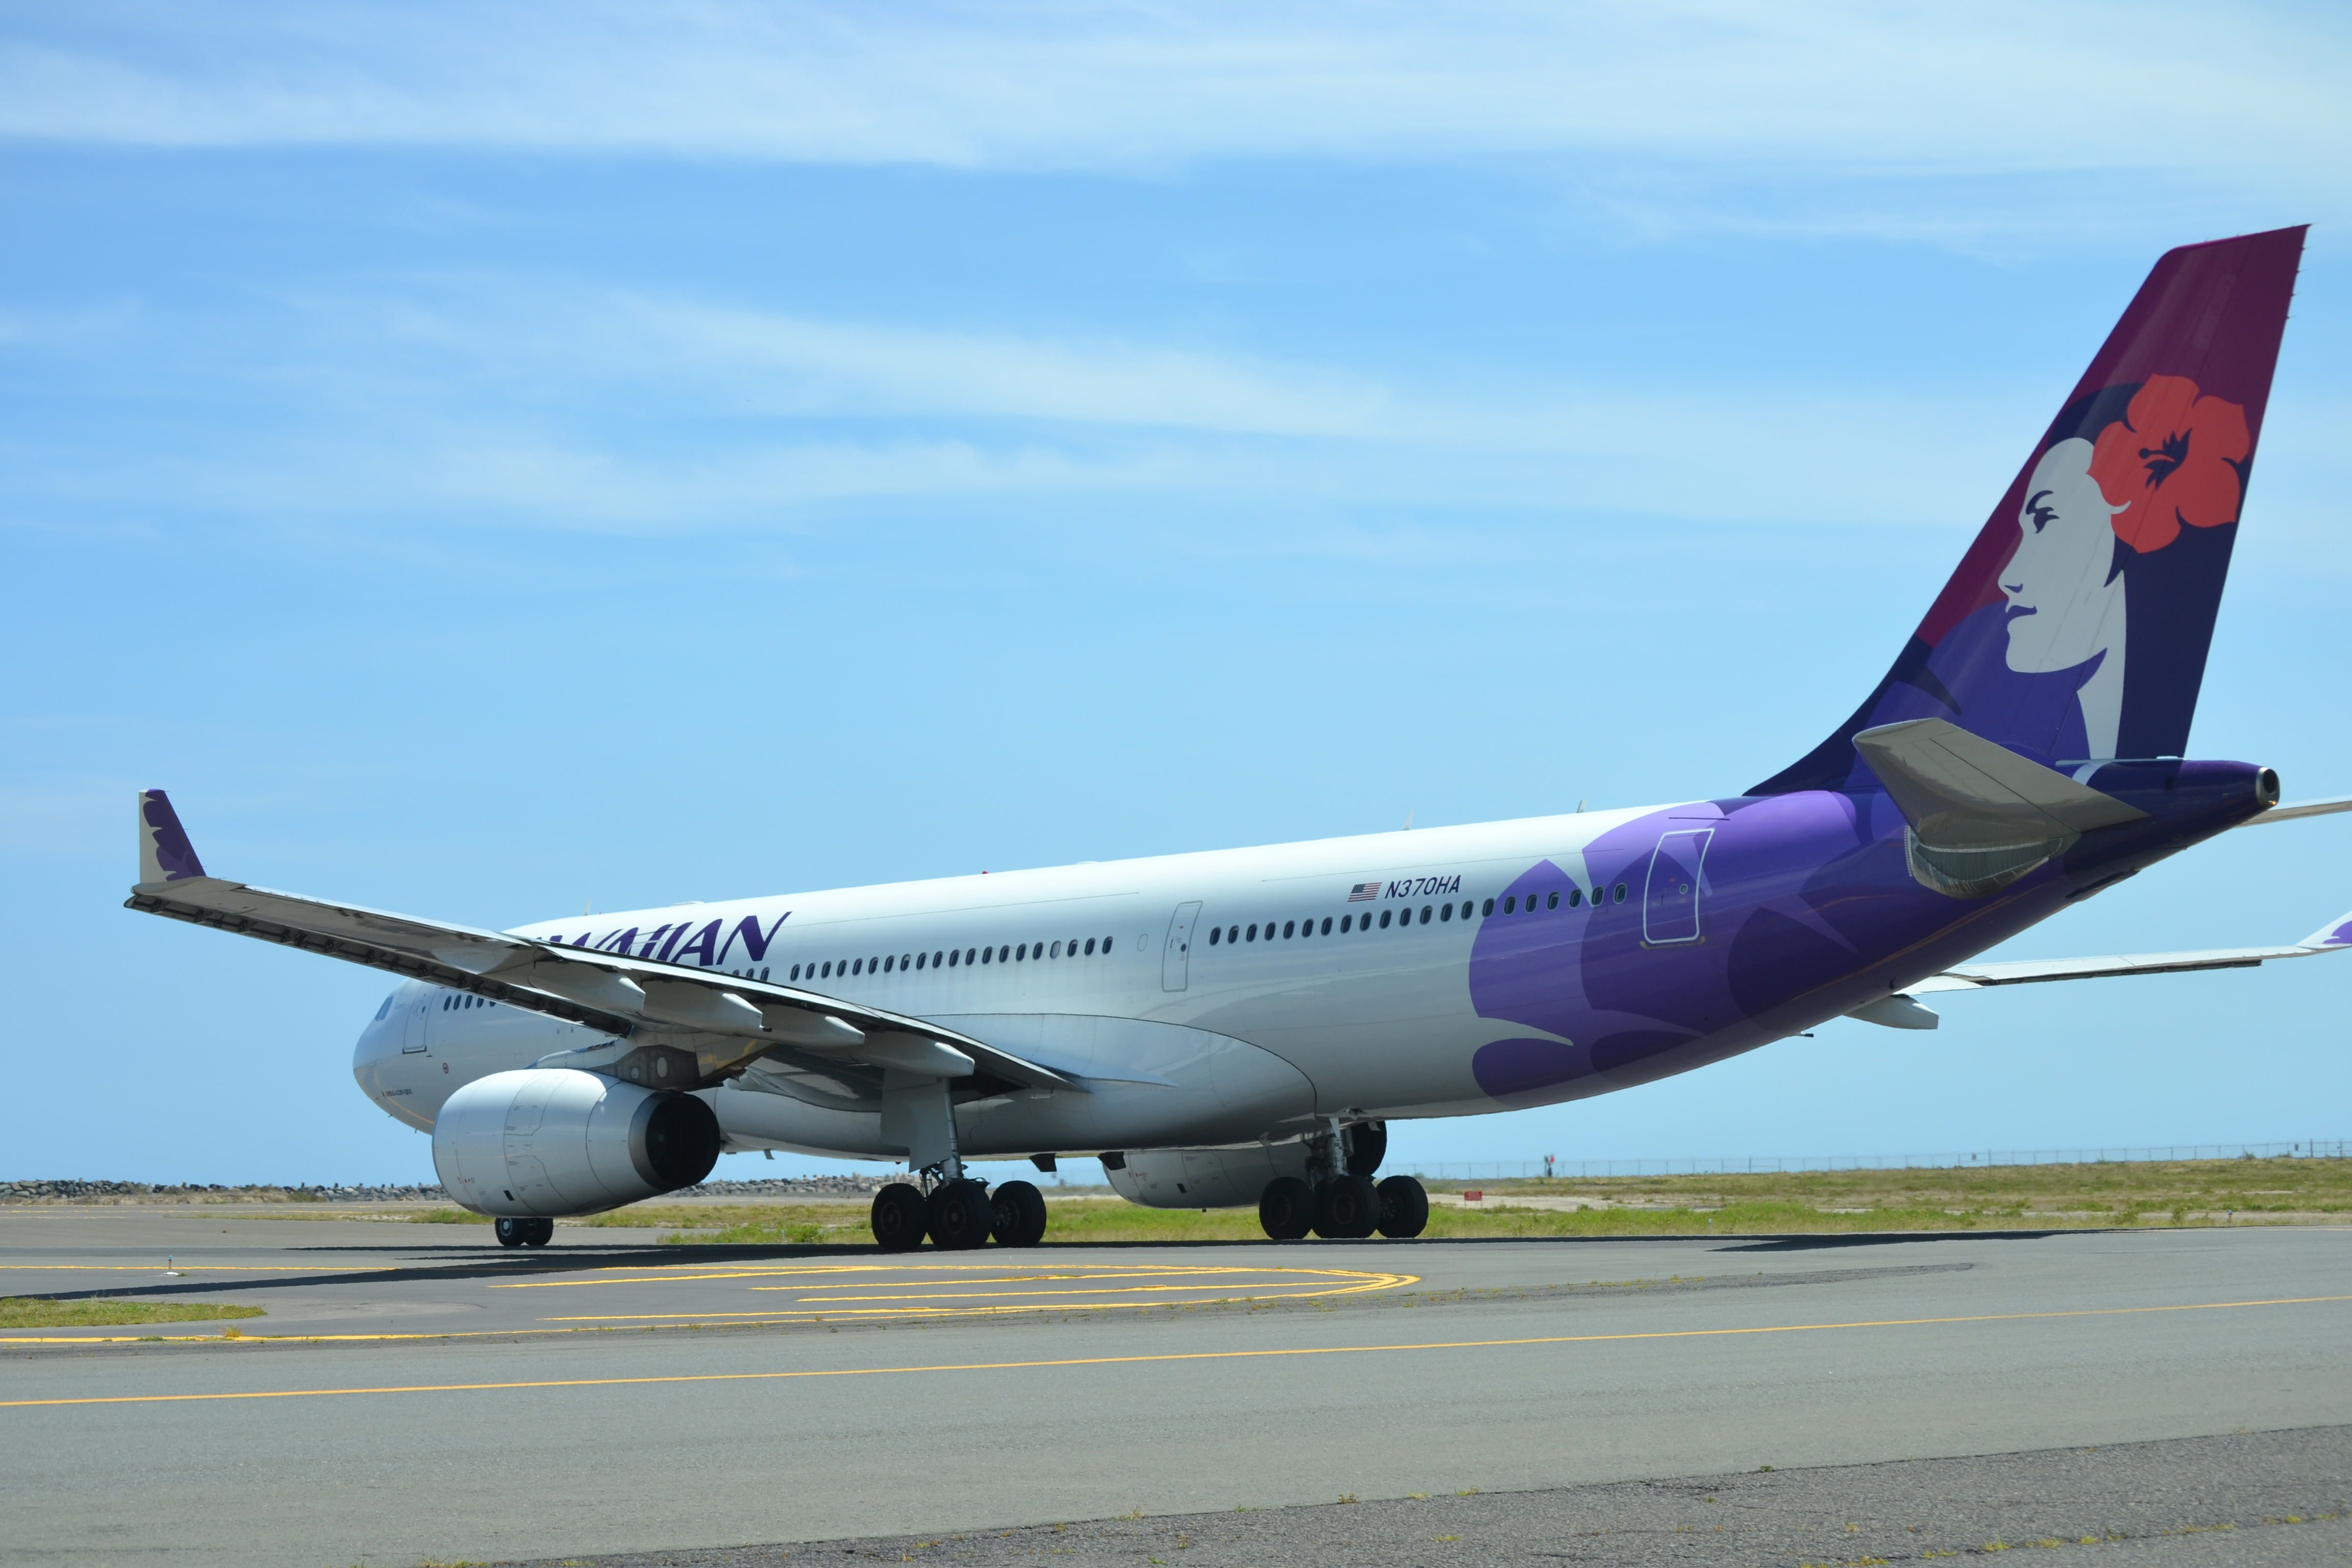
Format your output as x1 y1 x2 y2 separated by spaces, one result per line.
718 913 790 965
668 919 722 967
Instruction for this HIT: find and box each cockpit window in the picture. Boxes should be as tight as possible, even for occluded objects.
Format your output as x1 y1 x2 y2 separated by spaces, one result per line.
375 994 395 1021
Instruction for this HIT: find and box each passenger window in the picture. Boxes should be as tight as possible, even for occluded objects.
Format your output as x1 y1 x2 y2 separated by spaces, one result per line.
1051 941 1062 958
1339 915 1351 933
1379 909 1392 928
1420 905 1433 924
1282 920 1295 939
935 951 945 967
1481 897 1494 917
1208 929 1219 946
1320 917 1332 935
1614 883 1628 902
948 950 960 967
1015 944 1026 962
1085 938 1097 955
1102 936 1113 952
1439 903 1453 922
915 952 926 970
1247 923 1258 942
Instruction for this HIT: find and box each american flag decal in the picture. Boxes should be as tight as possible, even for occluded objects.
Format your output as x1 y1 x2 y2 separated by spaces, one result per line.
1346 881 1382 902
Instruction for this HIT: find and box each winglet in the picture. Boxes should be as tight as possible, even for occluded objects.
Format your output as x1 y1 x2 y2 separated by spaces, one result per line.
137 790 207 886
2297 911 2352 951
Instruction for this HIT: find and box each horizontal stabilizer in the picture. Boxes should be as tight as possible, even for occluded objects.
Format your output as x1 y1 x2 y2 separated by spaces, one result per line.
2240 795 2352 826
1906 903 2352 994
1854 719 2146 898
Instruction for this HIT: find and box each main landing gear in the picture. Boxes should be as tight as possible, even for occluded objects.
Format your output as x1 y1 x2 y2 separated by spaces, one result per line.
868 1175 1050 1251
1257 1120 1428 1241
494 1216 554 1248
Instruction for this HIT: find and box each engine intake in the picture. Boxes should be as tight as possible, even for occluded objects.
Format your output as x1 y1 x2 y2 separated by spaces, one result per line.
432 1067 721 1217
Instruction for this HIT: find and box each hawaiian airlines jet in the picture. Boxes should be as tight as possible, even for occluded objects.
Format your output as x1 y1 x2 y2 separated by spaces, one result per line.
131 227 2349 1252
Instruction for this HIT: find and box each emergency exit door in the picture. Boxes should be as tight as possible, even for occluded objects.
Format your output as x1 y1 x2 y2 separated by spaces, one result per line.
1162 902 1202 992
1642 829 1712 945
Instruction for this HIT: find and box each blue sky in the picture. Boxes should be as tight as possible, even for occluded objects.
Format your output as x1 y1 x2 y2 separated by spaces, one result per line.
5 2 2350 1185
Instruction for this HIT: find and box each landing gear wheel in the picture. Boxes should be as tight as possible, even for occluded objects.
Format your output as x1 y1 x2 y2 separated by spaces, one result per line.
1258 1176 1315 1241
495 1216 552 1248
1313 1174 1380 1239
927 1178 995 1251
1376 1174 1429 1239
870 1182 929 1252
990 1179 1049 1247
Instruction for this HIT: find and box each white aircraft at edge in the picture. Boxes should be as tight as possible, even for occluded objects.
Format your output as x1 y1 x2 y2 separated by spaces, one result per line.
131 228 2352 1250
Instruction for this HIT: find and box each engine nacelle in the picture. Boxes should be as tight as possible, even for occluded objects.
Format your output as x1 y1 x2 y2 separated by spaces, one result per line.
1105 1143 1311 1209
432 1068 721 1217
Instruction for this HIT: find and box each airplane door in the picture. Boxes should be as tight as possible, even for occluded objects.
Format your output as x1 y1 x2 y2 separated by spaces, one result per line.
1162 902 1202 992
1642 829 1712 945
403 994 430 1056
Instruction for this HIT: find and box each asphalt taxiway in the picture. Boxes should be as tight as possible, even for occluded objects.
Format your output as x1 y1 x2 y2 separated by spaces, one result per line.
2 1208 2347 1566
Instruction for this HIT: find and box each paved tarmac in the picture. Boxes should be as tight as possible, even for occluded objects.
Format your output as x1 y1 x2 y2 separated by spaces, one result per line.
2 1209 2348 1566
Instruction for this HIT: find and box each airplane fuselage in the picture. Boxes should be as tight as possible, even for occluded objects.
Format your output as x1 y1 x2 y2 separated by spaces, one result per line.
354 761 2269 1169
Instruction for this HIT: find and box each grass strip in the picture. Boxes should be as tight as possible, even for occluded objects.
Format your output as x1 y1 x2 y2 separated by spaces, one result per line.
0 1297 265 1329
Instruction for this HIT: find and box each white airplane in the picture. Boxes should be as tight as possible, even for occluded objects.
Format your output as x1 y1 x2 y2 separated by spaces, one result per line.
131 227 2350 1251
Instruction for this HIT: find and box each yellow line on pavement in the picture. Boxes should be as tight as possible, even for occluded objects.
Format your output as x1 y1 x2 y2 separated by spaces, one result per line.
7 1293 2346 1409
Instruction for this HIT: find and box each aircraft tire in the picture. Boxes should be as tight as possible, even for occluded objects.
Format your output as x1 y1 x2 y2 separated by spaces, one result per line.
990 1179 1049 1246
870 1182 930 1252
521 1217 554 1247
927 1178 995 1251
1258 1177 1315 1241
494 1217 528 1248
1375 1174 1429 1239
1313 1174 1380 1240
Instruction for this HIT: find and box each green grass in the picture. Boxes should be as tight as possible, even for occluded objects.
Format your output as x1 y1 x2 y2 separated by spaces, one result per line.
412 1156 2352 1245
0 1297 266 1329
410 1207 494 1224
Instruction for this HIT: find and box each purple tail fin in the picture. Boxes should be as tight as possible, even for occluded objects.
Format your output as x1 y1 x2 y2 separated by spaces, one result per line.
1753 227 2306 796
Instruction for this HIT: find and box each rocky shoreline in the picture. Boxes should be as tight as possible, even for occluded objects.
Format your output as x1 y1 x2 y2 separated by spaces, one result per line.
0 1174 899 1205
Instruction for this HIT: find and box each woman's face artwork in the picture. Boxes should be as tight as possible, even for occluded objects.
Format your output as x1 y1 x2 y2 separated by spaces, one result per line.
2002 438 2124 674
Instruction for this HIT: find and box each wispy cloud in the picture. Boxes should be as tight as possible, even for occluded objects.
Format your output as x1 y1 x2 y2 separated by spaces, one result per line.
3 2 2346 203
0 277 2035 533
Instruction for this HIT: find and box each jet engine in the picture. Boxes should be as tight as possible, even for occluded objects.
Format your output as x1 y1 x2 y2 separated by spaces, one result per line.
432 1067 721 1217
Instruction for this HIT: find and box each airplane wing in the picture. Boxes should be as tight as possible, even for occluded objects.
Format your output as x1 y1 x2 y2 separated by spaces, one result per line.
124 790 1081 1094
1903 909 2352 995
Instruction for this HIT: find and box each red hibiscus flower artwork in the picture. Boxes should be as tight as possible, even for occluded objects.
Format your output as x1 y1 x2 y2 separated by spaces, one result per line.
2088 374 2250 553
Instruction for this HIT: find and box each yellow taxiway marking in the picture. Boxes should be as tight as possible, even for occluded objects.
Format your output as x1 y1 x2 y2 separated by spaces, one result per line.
6 1293 2345 1409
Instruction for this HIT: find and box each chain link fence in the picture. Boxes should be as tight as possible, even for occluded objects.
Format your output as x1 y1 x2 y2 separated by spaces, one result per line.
1404 1139 2351 1181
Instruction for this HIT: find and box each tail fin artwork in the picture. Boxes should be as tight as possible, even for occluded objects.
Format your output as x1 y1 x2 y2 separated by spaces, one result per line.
1754 227 2306 796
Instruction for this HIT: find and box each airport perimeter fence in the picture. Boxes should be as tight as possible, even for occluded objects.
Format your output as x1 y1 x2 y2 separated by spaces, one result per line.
1403 1139 2350 1181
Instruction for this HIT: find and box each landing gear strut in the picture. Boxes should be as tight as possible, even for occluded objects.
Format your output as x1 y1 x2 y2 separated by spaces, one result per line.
494 1216 553 1248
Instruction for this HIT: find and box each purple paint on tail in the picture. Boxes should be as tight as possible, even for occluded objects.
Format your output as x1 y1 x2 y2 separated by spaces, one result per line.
1756 228 2307 794
140 790 205 881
